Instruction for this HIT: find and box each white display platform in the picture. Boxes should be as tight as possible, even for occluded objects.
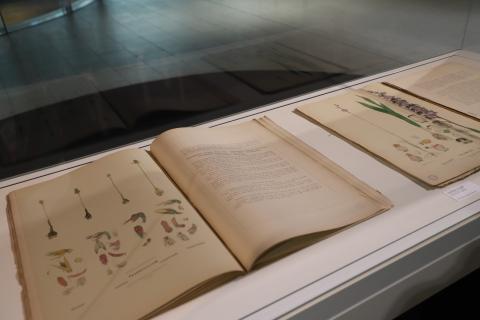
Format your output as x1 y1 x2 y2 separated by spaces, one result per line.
1 51 479 320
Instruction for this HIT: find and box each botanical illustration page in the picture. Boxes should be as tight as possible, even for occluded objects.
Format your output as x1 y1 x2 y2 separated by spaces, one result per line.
297 83 480 186
8 149 241 320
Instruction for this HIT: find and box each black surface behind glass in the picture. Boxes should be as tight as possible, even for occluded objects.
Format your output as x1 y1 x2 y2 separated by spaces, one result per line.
0 0 476 180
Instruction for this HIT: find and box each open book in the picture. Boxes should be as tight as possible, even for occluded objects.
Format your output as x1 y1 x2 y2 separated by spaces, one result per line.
7 117 391 320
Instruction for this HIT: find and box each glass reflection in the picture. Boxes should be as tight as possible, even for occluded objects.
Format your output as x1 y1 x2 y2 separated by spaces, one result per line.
0 0 477 180
0 0 96 33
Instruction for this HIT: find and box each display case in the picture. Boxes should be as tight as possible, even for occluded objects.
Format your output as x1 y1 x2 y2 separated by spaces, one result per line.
0 1 479 319
1 51 479 320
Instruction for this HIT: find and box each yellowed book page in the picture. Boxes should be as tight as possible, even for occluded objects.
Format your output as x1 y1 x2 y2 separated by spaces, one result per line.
297 83 480 187
150 119 391 270
386 56 480 119
8 149 242 320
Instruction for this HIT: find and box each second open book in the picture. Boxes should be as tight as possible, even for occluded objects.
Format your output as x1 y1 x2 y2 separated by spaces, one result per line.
7 117 391 320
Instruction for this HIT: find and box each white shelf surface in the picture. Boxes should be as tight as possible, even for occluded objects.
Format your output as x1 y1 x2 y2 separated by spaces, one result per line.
1 50 479 320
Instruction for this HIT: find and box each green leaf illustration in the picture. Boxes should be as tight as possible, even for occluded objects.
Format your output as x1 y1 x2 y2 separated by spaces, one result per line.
356 96 421 128
358 102 389 113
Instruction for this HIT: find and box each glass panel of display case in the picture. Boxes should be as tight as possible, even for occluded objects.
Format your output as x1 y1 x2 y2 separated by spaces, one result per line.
0 0 477 180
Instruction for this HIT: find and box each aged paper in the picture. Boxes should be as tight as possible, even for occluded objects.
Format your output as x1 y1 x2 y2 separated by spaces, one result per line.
8 149 242 320
387 56 480 119
297 83 480 187
151 119 391 269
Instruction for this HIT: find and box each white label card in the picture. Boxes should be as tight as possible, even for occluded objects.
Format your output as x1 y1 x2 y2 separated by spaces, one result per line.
443 181 480 201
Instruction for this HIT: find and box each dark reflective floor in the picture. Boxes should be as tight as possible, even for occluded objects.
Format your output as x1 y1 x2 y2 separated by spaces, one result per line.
0 0 477 179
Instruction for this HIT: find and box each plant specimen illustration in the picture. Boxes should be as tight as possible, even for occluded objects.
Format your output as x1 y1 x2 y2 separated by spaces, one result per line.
161 220 173 233
123 212 146 224
356 96 421 128
158 199 183 210
107 173 130 204
155 208 183 215
334 104 435 158
39 200 58 239
155 198 184 215
171 217 185 228
187 223 197 235
132 159 164 197
74 188 92 220
124 212 150 244
366 90 480 134
177 232 189 241
86 230 127 275
87 231 111 254
46 248 87 295
163 236 175 246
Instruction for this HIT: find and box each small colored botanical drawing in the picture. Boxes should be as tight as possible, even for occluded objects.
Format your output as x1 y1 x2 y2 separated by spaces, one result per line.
187 224 197 235
132 159 164 197
46 248 87 295
39 200 58 239
158 199 183 210
86 230 127 275
107 173 130 204
123 212 147 224
74 188 92 220
155 208 183 215
171 217 185 228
